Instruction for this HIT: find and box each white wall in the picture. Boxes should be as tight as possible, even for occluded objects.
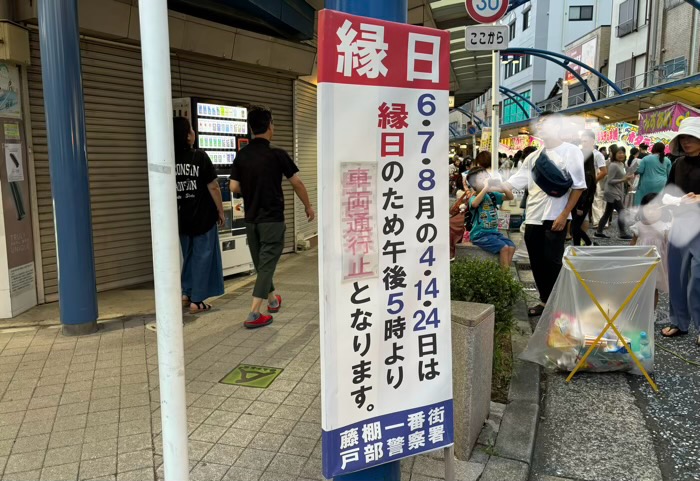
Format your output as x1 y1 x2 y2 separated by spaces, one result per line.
562 0 613 46
608 0 650 84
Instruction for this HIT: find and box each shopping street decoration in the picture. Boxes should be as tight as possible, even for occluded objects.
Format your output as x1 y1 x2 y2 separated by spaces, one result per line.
596 122 672 153
638 102 700 136
501 134 542 153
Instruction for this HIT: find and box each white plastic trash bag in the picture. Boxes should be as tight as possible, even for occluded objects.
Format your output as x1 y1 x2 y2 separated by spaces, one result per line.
521 246 660 375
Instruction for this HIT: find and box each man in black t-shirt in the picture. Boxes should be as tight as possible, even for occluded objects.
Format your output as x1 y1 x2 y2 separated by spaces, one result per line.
230 106 314 329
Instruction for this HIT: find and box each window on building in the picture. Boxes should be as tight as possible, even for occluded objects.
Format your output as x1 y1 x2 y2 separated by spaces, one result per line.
567 83 588 106
615 58 636 92
509 21 516 40
503 90 531 124
523 9 530 30
503 55 532 79
570 5 594 21
617 0 638 37
660 57 688 78
665 0 685 9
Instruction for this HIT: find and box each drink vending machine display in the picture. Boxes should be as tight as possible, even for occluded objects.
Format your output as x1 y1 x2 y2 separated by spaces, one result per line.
173 97 254 276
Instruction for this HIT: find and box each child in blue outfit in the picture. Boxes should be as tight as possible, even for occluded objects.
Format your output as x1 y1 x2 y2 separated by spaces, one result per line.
467 167 516 268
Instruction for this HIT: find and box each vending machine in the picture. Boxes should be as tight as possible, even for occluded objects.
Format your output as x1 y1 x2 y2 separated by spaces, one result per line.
173 97 254 276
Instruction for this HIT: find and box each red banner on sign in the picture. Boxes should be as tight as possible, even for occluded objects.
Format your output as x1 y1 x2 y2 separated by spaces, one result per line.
318 9 451 91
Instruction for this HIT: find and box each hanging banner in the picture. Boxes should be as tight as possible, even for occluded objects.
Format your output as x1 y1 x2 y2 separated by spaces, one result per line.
596 122 673 153
480 127 492 151
318 9 453 479
638 102 700 135
500 134 543 153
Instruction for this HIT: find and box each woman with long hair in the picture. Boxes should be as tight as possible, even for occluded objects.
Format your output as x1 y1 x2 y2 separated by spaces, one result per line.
634 142 672 205
627 147 640 168
594 146 634 240
173 117 225 313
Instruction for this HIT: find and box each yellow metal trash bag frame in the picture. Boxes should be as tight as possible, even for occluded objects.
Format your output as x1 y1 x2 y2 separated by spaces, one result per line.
564 247 660 392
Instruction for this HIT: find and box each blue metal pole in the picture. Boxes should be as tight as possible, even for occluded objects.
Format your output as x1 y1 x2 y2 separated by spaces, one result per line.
327 0 406 479
453 106 485 127
504 47 623 95
508 0 532 12
499 86 542 114
326 0 407 21
503 51 597 102
38 0 98 335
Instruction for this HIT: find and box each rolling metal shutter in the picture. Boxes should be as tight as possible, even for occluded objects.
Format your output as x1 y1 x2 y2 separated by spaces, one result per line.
170 55 296 253
28 32 296 301
293 80 318 245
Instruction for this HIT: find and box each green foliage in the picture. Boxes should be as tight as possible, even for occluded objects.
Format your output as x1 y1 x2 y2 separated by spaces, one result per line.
450 258 524 333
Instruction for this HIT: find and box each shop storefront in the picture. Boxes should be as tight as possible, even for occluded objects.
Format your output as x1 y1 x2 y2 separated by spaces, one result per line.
596 122 675 153
593 104 700 155
13 3 317 304
501 134 543 156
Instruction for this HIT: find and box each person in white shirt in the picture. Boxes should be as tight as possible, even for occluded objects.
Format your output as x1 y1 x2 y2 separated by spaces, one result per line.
506 112 587 317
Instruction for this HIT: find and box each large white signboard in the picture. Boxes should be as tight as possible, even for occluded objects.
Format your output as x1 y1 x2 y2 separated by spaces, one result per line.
317 9 453 479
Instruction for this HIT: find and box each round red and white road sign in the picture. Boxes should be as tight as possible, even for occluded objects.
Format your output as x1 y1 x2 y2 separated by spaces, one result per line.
465 0 510 24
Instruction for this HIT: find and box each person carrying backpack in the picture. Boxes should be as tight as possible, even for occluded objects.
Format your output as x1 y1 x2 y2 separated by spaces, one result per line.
505 112 587 317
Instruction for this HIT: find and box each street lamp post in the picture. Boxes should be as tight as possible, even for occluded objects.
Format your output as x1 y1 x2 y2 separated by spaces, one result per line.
137 1 190 480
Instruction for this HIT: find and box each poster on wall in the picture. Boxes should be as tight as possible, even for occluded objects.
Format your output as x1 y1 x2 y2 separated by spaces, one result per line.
0 64 21 119
0 121 36 316
565 38 597 81
5 143 23 182
317 9 453 479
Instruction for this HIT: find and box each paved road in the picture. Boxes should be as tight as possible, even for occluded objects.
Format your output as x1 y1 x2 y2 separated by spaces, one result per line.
518 226 700 481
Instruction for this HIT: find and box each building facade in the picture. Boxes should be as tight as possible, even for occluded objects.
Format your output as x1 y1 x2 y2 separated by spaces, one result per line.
0 0 320 309
597 0 699 100
461 0 613 126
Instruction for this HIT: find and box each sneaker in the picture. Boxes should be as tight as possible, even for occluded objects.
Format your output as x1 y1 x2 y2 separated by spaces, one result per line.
594 232 609 239
268 295 283 313
619 234 633 240
244 313 273 329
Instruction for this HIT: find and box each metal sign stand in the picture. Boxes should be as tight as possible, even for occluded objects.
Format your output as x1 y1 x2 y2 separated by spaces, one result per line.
490 50 500 177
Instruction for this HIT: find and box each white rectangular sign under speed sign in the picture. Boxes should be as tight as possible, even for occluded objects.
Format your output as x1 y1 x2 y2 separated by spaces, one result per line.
465 24 509 51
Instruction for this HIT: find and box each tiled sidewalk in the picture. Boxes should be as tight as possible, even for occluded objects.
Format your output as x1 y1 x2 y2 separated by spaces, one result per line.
0 252 488 481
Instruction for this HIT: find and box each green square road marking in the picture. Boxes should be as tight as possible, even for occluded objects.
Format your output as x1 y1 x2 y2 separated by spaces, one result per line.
220 364 284 389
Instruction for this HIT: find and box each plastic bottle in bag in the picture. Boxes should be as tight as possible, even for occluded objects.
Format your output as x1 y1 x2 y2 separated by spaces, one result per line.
639 332 651 360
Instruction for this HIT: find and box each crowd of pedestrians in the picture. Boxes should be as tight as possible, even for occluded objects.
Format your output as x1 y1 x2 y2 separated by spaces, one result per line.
448 115 700 344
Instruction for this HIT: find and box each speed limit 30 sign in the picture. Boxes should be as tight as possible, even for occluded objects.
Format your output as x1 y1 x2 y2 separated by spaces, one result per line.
465 0 509 24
